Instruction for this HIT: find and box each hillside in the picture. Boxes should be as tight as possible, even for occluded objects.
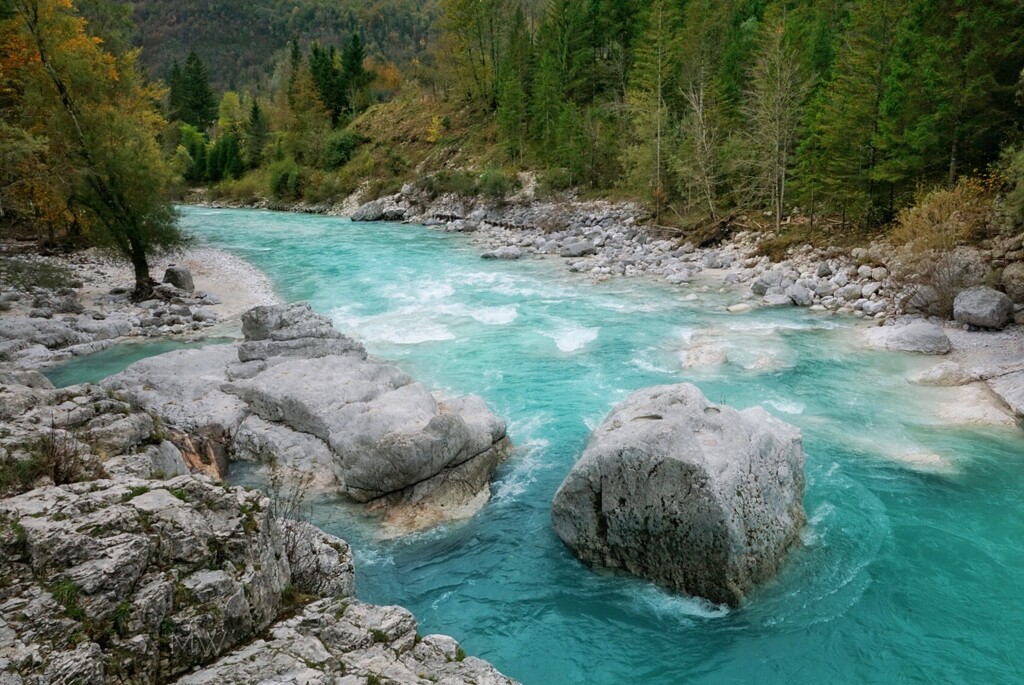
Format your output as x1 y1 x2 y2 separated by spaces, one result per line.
127 0 440 88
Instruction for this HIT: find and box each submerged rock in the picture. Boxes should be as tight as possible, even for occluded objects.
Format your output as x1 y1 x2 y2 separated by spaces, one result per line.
953 287 1014 330
551 384 806 607
864 320 951 355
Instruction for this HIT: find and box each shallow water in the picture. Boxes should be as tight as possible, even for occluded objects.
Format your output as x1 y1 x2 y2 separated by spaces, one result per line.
44 337 235 388
76 206 1024 683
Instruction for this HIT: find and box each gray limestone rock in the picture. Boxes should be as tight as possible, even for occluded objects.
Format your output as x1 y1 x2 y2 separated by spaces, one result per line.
163 266 195 293
953 287 1014 330
560 240 597 258
102 345 248 433
1002 261 1024 303
864 320 951 355
551 384 806 607
482 246 523 260
989 370 1024 418
785 284 814 307
174 598 517 685
351 199 386 222
0 477 290 684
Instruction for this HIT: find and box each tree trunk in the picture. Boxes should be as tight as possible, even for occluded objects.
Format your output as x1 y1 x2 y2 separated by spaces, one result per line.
129 235 154 301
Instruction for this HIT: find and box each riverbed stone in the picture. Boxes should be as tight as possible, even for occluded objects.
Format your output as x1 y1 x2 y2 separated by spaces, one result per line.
1002 262 1024 302
163 266 195 293
560 240 597 258
551 384 806 607
953 287 1014 330
864 320 951 355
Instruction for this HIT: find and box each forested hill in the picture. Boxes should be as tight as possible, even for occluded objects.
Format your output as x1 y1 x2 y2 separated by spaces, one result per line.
127 0 440 88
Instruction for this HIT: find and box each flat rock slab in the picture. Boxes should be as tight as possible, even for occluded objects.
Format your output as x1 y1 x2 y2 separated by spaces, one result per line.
864 320 951 355
989 370 1024 418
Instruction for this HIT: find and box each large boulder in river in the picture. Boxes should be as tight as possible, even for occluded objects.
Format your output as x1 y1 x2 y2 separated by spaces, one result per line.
551 384 806 607
104 302 512 533
864 320 951 354
953 287 1014 330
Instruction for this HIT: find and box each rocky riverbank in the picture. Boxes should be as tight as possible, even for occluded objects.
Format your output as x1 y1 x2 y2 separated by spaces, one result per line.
1 247 518 683
0 246 280 371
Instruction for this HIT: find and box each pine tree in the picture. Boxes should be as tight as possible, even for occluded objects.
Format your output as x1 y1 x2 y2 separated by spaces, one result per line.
876 0 1024 192
808 0 906 225
309 42 347 124
175 51 217 131
245 98 268 169
342 32 371 112
531 49 564 157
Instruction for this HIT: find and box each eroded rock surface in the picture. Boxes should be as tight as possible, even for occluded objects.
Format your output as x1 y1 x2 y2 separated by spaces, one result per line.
103 303 512 532
551 384 805 607
0 475 514 685
864 320 951 354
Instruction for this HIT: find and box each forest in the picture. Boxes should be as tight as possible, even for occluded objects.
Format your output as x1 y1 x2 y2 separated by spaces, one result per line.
188 0 1024 237
3 0 1024 281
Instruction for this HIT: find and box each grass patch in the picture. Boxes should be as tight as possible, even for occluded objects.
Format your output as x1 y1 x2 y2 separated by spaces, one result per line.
0 428 103 497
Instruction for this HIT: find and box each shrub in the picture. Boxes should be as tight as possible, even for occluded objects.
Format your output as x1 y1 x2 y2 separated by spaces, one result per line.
304 171 359 204
0 425 103 497
891 178 995 250
1001 142 1024 221
268 160 304 201
324 131 365 170
0 257 83 290
209 172 266 203
477 168 519 199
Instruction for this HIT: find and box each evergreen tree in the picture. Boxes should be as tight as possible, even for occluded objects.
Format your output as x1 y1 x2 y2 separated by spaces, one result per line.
556 102 589 185
309 42 347 124
172 51 217 131
876 0 1024 192
245 98 269 169
342 31 371 111
495 5 532 161
530 49 564 157
497 72 528 161
806 0 906 224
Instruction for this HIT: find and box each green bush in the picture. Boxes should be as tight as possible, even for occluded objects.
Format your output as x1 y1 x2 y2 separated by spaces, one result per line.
477 168 519 199
324 130 365 170
416 170 481 199
268 160 304 201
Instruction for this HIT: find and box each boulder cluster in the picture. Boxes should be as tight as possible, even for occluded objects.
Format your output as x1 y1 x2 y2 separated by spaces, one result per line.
346 189 1024 328
102 302 512 532
0 260 222 371
0 474 513 685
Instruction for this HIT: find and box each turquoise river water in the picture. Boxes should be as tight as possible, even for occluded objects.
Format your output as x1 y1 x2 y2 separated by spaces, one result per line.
60 206 1024 683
